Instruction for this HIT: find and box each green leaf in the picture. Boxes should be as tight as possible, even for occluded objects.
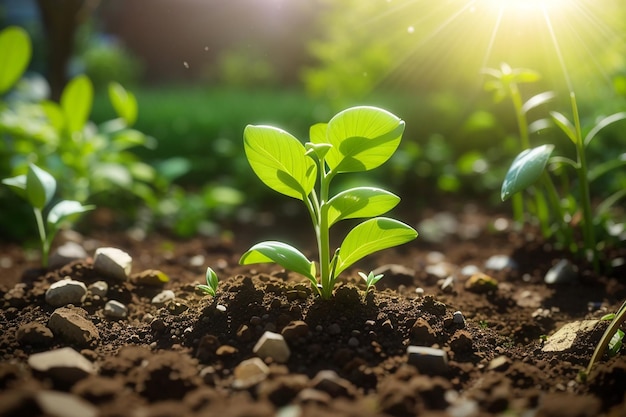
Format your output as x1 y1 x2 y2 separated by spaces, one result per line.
550 111 577 144
335 217 417 276
26 164 56 209
108 82 138 126
240 241 316 283
522 91 555 114
61 75 93 135
325 106 405 173
584 112 626 147
198 266 219 296
41 100 65 132
501 145 554 201
243 125 317 200
327 187 400 227
309 123 327 144
47 200 94 226
2 174 27 199
0 26 31 95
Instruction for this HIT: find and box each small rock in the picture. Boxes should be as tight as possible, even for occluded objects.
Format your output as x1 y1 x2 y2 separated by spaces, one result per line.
281 320 309 342
104 300 128 319
28 347 95 383
441 276 456 293
542 320 599 352
132 269 170 286
253 331 290 363
465 273 498 293
16 322 54 346
409 317 438 346
48 307 100 346
452 311 465 327
415 287 425 297
45 279 88 307
371 264 415 285
93 247 132 281
216 304 227 312
484 255 517 271
427 263 455 279
167 300 189 315
460 264 480 276
487 355 511 371
0 390 98 417
88 281 108 298
48 242 88 270
406 346 449 375
327 323 342 335
310 370 356 398
544 259 578 284
232 357 270 389
425 251 445 264
152 290 176 305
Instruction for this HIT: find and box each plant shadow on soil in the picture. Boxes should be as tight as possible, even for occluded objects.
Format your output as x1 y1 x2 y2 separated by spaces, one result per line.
0 205 625 416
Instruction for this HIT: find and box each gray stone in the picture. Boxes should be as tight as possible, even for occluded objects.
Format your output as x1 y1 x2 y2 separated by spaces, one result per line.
407 345 449 375
93 247 132 281
104 300 128 319
453 311 466 327
28 347 95 383
48 307 99 346
542 320 599 352
232 357 270 389
544 259 578 284
485 255 517 271
48 242 88 270
45 279 88 307
88 281 108 298
253 331 290 363
151 289 176 305
310 370 356 398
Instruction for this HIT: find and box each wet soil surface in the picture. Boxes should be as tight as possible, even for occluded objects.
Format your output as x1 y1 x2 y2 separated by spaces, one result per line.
1 205 625 417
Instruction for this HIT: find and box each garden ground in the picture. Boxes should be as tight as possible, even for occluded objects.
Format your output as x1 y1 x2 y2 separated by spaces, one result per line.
0 202 625 417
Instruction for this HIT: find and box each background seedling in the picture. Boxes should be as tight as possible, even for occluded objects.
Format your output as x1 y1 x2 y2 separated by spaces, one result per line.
239 106 417 299
359 271 384 295
2 163 94 267
197 266 219 296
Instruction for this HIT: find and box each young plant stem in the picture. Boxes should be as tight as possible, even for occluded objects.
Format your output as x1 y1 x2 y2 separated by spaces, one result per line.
318 166 335 300
570 93 598 271
585 300 626 378
33 208 49 268
541 172 574 253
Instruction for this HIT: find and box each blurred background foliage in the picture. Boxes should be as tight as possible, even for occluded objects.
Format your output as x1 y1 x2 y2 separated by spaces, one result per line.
1 0 625 241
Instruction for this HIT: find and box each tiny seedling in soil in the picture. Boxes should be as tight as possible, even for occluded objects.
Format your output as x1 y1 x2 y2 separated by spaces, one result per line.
359 271 384 295
239 106 418 299
2 163 94 267
582 299 626 381
197 266 219 296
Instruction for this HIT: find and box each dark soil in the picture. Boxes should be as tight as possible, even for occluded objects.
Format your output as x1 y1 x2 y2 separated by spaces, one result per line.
1 204 625 417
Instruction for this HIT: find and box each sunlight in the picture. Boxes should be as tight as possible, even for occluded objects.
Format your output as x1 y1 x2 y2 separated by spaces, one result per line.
483 0 567 13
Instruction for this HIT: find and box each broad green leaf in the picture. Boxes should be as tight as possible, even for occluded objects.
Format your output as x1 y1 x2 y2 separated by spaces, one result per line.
26 164 56 209
0 26 31 94
335 217 417 276
41 100 65 132
108 82 138 126
2 174 27 199
327 187 400 227
522 91 555 114
501 145 554 201
244 125 316 200
309 123 327 144
511 68 541 83
550 111 577 144
325 106 405 173
47 200 94 226
584 112 626 147
240 241 316 283
61 75 93 135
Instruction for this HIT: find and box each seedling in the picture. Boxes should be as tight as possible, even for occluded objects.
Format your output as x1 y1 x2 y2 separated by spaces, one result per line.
359 271 384 294
239 106 418 299
197 266 219 296
2 163 94 267
582 300 626 381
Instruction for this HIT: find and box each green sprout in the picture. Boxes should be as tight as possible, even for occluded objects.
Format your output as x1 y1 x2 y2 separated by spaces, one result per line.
2 163 94 267
239 106 418 299
358 271 384 294
582 300 626 381
197 267 219 296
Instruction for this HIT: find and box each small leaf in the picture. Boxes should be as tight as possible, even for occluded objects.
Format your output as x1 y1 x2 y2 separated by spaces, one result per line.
41 100 65 132
2 174 27 199
325 106 405 173
240 241 316 283
550 111 577 144
335 217 417 276
501 145 554 201
309 123 327 144
198 266 219 296
327 187 400 226
26 164 56 209
61 75 93 135
47 200 94 226
584 112 626 147
0 26 31 94
522 91 555 114
108 82 138 126
244 125 317 200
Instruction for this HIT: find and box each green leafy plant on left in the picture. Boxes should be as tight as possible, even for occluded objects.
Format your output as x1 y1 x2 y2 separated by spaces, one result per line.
2 163 93 267
239 106 418 299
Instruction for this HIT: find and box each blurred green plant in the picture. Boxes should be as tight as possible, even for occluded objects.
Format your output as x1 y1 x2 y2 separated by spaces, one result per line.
0 26 162 237
2 163 93 267
239 106 417 299
500 91 626 271
80 36 143 89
